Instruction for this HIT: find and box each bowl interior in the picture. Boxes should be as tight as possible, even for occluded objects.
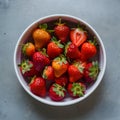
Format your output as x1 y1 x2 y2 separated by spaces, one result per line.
14 15 106 106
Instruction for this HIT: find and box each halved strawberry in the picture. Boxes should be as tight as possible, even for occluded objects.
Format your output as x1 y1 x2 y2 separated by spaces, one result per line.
70 27 87 47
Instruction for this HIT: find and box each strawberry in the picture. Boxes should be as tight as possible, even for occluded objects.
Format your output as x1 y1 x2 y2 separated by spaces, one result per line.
42 66 55 81
22 42 35 57
67 82 86 98
65 42 81 59
33 23 51 49
70 27 87 47
68 60 86 82
52 54 69 78
54 18 70 43
84 61 99 83
29 77 46 97
49 83 66 101
47 37 64 59
19 60 38 77
32 49 50 72
81 40 97 59
55 75 68 86
79 52 88 62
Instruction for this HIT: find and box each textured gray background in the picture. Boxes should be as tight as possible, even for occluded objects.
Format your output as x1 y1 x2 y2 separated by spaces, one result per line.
0 0 120 120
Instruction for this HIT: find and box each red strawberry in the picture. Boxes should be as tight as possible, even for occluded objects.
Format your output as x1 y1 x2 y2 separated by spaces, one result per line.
65 42 81 59
42 66 55 81
47 37 64 59
79 52 88 62
29 77 46 97
68 60 86 82
32 49 50 72
49 83 66 101
70 27 87 47
67 82 86 98
19 60 38 77
54 18 70 43
55 75 68 86
84 61 99 83
81 40 97 59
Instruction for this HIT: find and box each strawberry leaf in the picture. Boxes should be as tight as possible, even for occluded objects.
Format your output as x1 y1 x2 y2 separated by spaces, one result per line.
71 83 85 97
21 60 33 74
89 61 99 80
39 23 48 30
53 83 65 97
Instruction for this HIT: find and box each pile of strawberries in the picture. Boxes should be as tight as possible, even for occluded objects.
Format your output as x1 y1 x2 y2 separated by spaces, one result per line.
19 18 99 101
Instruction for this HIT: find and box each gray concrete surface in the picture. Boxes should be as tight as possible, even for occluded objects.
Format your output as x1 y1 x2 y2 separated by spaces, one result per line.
0 0 120 120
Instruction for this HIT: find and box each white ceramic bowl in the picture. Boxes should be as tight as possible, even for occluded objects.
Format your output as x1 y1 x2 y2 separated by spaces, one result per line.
14 14 106 106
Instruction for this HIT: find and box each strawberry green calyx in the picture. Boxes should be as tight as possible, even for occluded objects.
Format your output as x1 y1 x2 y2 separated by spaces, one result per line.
51 36 64 48
21 60 33 74
54 54 67 65
73 60 85 73
41 48 48 57
72 83 85 97
88 37 98 46
71 23 86 32
42 73 47 79
64 42 71 55
77 23 86 31
89 61 99 80
38 48 49 57
53 83 66 97
29 76 36 84
42 66 48 79
22 43 27 55
39 23 48 30
39 23 54 33
22 43 29 55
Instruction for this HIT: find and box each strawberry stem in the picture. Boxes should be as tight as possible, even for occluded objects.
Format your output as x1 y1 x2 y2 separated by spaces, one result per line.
59 17 62 24
41 48 48 57
55 17 65 25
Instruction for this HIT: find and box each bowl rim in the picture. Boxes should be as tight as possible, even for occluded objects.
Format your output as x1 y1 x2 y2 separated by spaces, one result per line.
14 14 106 106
